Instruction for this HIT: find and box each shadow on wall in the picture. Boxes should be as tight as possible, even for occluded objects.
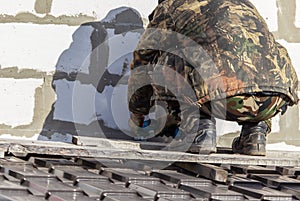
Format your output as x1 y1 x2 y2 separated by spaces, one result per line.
38 7 144 142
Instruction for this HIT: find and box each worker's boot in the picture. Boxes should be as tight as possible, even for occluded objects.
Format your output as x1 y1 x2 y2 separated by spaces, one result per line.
232 121 269 156
167 117 216 154
166 103 216 154
188 118 217 154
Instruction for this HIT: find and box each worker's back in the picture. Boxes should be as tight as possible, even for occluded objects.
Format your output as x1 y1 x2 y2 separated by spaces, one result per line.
141 0 298 105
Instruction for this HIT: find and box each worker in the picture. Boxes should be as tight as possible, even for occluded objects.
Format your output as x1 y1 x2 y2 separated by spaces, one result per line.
127 0 299 155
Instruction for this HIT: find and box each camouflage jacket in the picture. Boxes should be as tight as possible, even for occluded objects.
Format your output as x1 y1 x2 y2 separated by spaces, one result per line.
128 0 299 115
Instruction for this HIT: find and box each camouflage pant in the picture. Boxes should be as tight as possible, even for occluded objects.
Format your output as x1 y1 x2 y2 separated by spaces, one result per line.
158 94 288 134
200 94 288 130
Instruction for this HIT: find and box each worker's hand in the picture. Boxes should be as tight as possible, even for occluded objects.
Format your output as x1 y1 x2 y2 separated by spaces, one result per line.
128 113 159 140
129 113 146 127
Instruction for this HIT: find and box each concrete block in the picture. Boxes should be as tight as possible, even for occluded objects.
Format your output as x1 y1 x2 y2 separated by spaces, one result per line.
0 78 43 127
0 23 77 72
50 0 98 17
0 0 35 15
53 79 130 131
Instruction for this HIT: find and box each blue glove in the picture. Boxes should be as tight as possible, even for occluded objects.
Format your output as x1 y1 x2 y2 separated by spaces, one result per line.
128 113 159 141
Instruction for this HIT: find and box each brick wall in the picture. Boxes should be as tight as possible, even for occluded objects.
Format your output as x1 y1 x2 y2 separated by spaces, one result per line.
0 0 298 146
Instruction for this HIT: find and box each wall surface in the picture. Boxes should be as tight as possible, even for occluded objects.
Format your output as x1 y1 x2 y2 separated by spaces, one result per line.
0 0 299 147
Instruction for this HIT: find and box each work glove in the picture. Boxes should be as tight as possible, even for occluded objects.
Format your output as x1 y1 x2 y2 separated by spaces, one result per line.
128 113 160 140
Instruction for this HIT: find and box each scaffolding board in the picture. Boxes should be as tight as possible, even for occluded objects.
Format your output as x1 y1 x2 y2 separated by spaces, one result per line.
0 137 299 167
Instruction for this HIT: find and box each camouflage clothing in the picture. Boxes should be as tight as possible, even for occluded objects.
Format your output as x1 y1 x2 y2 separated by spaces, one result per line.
220 94 287 123
201 94 288 131
128 0 298 120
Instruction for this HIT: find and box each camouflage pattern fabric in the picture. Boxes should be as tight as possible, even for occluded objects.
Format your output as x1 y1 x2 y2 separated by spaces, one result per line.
200 94 288 131
224 95 287 122
154 94 286 135
128 0 298 119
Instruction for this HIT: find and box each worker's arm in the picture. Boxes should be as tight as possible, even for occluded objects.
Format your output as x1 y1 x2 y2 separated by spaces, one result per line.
128 2 175 125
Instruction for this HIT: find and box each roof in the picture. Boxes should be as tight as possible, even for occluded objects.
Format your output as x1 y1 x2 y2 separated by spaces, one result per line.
0 137 299 200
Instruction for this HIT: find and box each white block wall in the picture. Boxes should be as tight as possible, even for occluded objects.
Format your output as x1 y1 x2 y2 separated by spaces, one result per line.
0 0 298 146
